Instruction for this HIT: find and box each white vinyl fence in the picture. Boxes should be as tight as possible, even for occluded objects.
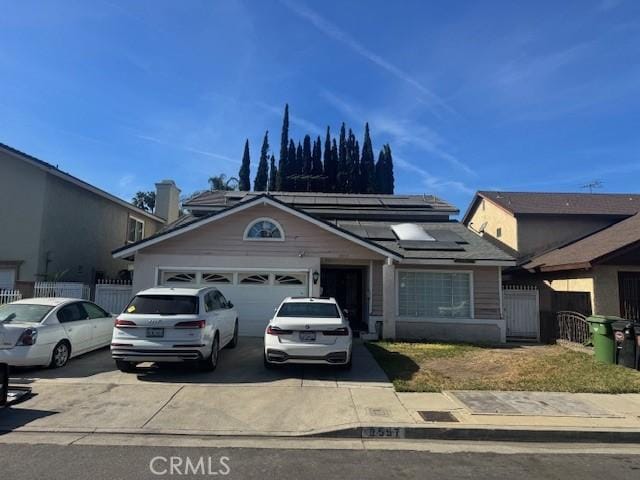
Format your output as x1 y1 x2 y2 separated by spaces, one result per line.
503 285 540 340
33 282 90 300
0 289 22 305
94 280 133 314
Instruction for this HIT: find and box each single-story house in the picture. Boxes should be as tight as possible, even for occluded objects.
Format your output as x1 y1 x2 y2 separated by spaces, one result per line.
113 191 514 341
0 142 178 291
463 191 640 324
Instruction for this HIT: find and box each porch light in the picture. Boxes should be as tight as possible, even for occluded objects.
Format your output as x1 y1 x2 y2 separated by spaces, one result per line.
312 270 319 285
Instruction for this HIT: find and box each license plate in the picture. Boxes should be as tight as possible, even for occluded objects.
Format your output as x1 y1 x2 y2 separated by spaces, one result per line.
299 331 316 342
146 328 164 338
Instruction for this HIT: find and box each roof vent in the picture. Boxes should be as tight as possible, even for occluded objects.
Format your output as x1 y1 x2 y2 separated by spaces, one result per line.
391 223 435 241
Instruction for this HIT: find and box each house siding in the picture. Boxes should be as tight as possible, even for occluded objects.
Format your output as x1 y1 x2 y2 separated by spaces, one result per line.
0 149 48 281
142 204 386 261
39 173 162 282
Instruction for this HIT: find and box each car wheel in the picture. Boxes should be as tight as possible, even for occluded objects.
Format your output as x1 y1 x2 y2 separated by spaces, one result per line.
49 341 70 369
199 334 219 372
227 321 239 349
263 353 275 370
340 357 353 371
115 360 135 373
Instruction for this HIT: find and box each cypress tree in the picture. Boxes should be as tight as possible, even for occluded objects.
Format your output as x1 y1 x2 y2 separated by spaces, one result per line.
330 139 338 191
323 126 337 191
375 144 395 194
294 142 303 191
277 104 289 191
253 131 269 191
345 129 359 193
336 123 348 192
360 123 376 193
268 154 277 192
238 139 251 191
311 136 324 191
302 135 312 175
287 139 296 191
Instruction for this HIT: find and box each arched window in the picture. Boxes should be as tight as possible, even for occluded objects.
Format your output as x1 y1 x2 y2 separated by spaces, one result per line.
243 218 285 241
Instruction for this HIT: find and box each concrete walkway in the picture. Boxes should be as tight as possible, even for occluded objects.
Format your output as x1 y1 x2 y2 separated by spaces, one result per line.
2 338 640 438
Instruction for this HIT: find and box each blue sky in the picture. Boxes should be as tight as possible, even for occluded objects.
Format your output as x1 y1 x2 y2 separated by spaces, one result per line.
1 0 639 213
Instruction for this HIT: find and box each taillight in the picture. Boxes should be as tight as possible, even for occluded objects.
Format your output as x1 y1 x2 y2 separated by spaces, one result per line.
323 327 350 336
266 325 292 335
17 328 38 346
115 317 137 328
175 320 205 329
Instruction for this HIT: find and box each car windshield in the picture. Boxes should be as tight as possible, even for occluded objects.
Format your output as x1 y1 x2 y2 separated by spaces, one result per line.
277 302 340 318
0 304 53 323
125 295 199 315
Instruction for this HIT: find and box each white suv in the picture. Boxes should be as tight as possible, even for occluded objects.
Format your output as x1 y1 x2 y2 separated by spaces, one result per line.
111 287 238 372
264 297 352 369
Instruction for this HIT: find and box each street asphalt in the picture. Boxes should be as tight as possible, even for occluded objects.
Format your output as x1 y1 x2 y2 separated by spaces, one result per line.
1 443 639 480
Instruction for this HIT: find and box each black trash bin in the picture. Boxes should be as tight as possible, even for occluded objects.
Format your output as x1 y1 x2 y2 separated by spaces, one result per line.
0 363 8 407
612 320 637 368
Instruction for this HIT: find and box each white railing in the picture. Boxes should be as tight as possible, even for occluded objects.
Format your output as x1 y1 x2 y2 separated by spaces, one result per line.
0 289 22 305
94 280 133 314
33 282 90 300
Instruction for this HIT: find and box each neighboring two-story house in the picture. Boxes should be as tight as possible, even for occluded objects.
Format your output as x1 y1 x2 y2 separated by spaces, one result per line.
0 143 180 292
463 191 640 323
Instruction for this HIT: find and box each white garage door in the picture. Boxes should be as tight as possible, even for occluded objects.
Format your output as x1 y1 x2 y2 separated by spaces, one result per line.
159 270 309 336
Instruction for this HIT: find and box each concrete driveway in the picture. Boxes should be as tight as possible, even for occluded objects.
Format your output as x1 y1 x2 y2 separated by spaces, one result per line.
1 338 417 436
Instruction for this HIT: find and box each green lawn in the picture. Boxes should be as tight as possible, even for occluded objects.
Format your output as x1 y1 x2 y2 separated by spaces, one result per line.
366 341 640 393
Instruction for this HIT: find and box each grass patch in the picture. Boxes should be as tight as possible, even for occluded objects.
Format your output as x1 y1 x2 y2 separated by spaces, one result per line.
366 341 640 393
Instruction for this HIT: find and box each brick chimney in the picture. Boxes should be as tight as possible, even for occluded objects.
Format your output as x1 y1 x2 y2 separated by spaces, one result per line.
155 180 181 223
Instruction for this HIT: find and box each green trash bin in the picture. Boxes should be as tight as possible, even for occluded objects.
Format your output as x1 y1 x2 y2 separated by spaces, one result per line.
587 315 619 364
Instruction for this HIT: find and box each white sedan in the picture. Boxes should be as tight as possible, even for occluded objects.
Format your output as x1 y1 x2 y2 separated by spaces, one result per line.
0 298 115 368
264 297 352 369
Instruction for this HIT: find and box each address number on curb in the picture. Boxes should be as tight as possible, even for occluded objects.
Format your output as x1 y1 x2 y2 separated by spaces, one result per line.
362 427 405 439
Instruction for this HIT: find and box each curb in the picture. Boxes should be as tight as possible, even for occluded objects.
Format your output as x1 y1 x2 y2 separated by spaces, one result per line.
3 425 640 444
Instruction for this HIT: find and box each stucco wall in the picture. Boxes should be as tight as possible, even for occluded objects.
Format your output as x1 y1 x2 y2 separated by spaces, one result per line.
0 150 47 281
592 265 640 317
517 216 614 258
39 172 162 283
545 275 596 314
466 199 518 252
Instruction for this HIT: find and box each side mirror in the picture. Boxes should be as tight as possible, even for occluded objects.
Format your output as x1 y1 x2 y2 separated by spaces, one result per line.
343 309 350 316
227 302 234 309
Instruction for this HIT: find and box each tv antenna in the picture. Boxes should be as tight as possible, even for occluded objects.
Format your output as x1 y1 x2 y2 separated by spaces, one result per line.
581 180 603 193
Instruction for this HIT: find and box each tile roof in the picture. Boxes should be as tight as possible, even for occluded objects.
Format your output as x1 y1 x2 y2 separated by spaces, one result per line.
523 212 640 271
472 191 640 217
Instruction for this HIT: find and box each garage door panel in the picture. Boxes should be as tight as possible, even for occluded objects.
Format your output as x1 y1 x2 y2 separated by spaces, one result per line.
216 284 308 336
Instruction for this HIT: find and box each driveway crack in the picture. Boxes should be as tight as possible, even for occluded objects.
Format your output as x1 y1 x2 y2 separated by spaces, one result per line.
141 386 184 428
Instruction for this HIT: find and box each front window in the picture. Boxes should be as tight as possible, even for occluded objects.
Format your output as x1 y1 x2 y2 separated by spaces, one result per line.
0 304 52 323
127 216 145 243
398 271 472 318
244 218 284 240
126 295 199 315
277 302 340 318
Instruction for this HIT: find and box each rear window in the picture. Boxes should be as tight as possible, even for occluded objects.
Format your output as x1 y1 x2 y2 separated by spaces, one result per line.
277 302 340 318
125 295 199 315
0 304 53 323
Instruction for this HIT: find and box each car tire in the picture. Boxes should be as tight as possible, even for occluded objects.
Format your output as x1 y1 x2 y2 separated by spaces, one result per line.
263 353 275 370
115 360 135 373
227 321 239 349
340 357 353 371
49 341 70 369
198 334 219 372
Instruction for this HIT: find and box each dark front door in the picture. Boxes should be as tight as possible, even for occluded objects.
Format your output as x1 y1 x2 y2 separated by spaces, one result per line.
320 267 366 331
619 272 640 321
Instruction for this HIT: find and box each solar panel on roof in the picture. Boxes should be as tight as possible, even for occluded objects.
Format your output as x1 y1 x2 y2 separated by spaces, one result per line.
426 229 468 244
398 240 465 251
362 225 395 240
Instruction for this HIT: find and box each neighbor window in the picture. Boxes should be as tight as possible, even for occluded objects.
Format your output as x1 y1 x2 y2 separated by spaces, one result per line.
127 216 145 243
398 271 472 318
244 218 284 240
496 227 502 238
